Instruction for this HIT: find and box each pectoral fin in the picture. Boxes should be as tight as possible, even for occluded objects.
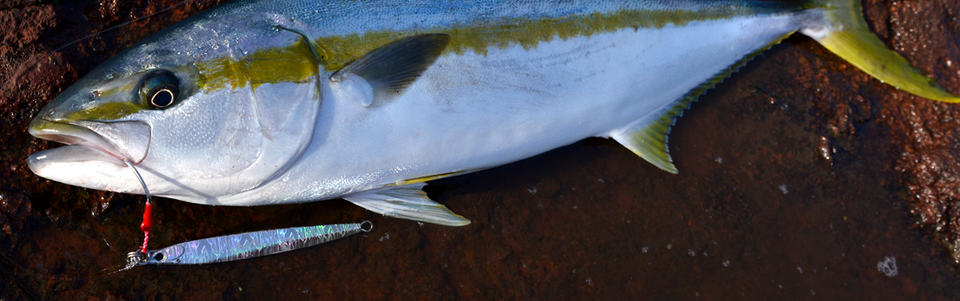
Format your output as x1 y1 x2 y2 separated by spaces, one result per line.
343 183 471 226
330 34 450 107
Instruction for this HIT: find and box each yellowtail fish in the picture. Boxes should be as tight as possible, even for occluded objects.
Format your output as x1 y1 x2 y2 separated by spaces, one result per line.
26 0 960 226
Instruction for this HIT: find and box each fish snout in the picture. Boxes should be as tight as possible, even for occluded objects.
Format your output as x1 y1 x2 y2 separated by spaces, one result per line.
29 118 151 164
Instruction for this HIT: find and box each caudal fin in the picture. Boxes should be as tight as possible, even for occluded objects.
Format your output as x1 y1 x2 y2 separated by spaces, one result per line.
802 0 959 103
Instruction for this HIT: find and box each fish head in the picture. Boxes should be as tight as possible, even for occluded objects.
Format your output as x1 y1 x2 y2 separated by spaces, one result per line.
28 44 196 193
27 19 324 203
29 54 195 161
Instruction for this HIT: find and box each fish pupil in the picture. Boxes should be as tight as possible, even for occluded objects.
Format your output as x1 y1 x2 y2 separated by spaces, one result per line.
139 70 181 109
151 88 175 107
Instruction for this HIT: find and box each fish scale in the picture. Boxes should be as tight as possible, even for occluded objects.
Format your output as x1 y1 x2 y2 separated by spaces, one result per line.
26 0 960 226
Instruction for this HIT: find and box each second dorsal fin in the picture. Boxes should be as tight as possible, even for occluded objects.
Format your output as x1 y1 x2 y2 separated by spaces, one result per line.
330 33 450 107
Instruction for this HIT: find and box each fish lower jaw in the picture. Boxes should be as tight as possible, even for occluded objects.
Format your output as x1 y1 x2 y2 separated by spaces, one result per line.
33 137 132 165
28 144 127 170
28 119 141 164
27 144 133 192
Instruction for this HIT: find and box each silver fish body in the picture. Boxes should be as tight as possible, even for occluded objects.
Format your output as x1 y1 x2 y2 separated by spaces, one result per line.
27 0 960 225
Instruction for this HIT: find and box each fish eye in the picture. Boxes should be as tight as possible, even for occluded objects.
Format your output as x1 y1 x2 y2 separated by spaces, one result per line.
139 70 181 109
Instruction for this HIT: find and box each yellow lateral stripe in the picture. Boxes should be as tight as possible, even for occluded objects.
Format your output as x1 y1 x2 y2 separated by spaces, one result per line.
315 8 768 71
196 37 321 92
64 101 148 121
195 7 776 92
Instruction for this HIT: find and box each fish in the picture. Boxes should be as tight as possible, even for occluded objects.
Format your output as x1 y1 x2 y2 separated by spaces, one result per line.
26 0 960 226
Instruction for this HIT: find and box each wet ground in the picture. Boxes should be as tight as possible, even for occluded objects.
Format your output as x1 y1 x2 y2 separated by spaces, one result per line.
2 0 960 299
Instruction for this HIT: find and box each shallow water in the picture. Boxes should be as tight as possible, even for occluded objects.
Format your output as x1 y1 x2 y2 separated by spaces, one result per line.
2 0 960 299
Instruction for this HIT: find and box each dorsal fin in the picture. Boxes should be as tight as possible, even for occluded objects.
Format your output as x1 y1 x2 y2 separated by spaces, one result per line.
330 33 450 107
610 31 796 174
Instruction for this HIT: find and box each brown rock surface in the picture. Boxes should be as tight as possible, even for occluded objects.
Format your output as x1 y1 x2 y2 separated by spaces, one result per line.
1 0 960 299
864 0 960 263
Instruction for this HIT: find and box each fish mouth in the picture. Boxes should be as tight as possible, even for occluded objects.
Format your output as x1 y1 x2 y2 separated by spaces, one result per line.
28 118 151 165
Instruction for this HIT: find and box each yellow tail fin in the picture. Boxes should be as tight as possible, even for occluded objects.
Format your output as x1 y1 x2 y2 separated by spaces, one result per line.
804 0 959 103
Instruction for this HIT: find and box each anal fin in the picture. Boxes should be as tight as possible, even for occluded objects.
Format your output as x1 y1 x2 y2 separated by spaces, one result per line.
610 114 680 174
343 183 471 226
611 31 796 174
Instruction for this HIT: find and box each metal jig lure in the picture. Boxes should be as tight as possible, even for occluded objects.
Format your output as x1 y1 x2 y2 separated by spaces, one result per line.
120 158 372 268
126 221 372 267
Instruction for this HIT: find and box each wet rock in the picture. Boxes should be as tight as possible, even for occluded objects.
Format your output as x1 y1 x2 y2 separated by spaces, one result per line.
863 0 960 264
0 0 48 10
0 191 32 236
0 4 60 57
1 0 960 299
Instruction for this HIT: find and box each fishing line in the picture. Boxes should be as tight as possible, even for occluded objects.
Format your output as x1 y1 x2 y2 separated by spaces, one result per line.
10 0 376 272
117 159 373 268
0 0 202 282
0 240 132 291
0 251 41 300
121 158 153 256
1 0 198 94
